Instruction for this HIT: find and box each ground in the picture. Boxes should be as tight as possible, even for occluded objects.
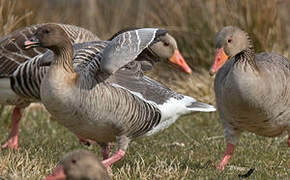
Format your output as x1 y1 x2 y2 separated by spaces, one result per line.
0 106 289 179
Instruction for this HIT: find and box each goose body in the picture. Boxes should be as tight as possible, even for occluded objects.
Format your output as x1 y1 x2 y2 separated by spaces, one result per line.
0 23 100 149
210 26 290 170
26 24 215 168
42 65 211 143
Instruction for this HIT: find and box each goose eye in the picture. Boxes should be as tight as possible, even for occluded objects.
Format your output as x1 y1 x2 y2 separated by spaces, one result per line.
163 42 169 46
72 159 76 164
227 39 232 43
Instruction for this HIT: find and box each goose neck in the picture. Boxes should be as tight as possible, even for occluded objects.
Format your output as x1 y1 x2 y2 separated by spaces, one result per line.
234 36 258 71
52 45 75 73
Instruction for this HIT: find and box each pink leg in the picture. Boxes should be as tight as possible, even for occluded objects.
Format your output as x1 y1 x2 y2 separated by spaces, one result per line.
217 143 234 170
102 149 125 167
2 107 22 150
288 135 290 147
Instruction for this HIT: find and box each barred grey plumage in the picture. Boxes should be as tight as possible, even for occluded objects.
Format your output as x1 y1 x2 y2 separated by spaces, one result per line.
27 24 215 167
0 23 100 149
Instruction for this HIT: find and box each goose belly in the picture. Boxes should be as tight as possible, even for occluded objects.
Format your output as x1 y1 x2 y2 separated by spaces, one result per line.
65 111 119 143
41 85 118 143
226 111 288 137
220 85 289 137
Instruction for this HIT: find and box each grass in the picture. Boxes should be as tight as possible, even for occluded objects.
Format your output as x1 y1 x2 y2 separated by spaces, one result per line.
0 106 289 179
0 0 289 179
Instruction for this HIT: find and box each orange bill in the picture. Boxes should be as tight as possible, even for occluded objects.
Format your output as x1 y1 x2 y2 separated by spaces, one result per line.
169 49 192 74
209 47 229 76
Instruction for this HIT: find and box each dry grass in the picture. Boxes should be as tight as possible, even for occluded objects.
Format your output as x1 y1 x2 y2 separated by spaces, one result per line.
0 108 289 179
0 0 290 179
0 0 31 36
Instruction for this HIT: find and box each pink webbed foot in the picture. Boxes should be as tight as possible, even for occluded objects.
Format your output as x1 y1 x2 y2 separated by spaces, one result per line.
102 149 125 168
1 107 22 150
217 143 234 170
1 136 18 150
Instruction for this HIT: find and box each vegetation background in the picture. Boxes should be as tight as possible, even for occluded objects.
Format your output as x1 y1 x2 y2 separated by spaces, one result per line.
0 0 289 179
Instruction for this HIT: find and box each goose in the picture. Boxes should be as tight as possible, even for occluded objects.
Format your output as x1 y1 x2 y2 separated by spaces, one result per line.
44 150 110 180
1 23 192 150
24 24 215 168
210 26 290 170
0 23 100 149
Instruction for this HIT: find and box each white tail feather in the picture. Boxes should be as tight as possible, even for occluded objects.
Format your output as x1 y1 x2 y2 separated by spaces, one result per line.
186 101 216 112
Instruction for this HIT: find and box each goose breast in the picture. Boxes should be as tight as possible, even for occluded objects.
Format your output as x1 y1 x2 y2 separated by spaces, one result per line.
216 52 290 136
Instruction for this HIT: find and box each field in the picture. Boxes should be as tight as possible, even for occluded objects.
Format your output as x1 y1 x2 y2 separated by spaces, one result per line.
0 0 290 179
0 107 289 179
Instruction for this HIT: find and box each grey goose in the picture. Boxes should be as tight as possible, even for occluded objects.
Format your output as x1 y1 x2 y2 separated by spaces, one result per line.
44 150 110 180
24 24 215 168
210 26 290 170
0 23 100 150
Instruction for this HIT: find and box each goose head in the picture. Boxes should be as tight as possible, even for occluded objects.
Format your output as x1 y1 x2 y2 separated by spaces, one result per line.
147 32 192 74
44 150 110 180
24 24 72 65
102 28 192 75
209 26 249 75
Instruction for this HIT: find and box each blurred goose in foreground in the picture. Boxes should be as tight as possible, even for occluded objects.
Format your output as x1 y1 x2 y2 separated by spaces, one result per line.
0 23 99 150
44 150 110 180
210 26 290 170
24 24 215 169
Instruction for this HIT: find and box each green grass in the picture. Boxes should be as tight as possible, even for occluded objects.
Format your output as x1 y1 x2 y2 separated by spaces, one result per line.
0 106 289 180
0 0 289 179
